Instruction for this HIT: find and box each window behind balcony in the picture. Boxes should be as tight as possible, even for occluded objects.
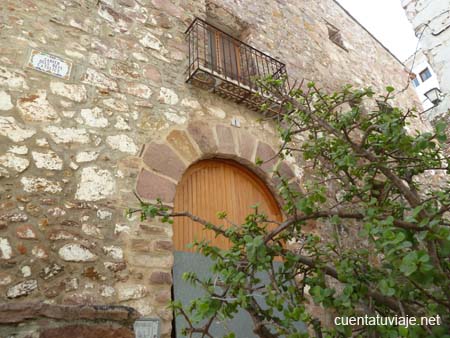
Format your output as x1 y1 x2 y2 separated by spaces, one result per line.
206 28 241 81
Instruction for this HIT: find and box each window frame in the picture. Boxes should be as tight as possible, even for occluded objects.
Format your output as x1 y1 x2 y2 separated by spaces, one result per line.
419 68 432 82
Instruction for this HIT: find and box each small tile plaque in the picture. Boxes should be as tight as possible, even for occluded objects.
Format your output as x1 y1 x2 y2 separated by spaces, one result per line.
134 318 160 338
231 117 241 127
27 49 72 79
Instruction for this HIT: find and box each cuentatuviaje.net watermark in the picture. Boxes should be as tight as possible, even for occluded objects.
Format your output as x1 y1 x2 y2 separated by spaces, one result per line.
334 314 442 329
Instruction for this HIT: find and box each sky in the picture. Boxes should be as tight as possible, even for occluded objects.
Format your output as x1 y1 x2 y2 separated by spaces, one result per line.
336 0 418 62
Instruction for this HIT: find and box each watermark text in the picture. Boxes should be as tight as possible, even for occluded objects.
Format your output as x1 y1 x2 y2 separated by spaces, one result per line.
334 315 441 328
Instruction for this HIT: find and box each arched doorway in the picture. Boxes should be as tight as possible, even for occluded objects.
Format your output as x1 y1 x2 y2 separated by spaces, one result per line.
172 159 284 337
173 159 282 251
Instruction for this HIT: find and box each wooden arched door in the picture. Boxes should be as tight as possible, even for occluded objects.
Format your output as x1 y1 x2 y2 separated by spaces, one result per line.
173 159 282 252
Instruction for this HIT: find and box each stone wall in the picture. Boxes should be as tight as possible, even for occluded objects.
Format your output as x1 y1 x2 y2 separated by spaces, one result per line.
0 302 139 338
0 0 427 336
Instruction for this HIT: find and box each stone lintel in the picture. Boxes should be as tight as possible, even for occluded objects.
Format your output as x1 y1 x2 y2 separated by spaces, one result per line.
0 302 140 324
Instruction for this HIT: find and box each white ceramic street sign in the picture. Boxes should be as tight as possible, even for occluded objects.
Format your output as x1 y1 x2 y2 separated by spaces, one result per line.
27 50 72 79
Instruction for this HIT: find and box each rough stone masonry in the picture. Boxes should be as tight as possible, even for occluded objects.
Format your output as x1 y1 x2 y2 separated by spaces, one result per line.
0 0 429 336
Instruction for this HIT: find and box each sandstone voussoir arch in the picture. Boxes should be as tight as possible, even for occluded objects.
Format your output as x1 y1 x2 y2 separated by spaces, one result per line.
135 120 296 205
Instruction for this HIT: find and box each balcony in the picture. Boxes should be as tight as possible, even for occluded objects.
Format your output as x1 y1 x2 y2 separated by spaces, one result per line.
185 18 288 115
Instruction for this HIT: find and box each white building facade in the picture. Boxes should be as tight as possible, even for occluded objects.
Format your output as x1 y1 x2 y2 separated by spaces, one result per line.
402 0 450 121
404 50 440 112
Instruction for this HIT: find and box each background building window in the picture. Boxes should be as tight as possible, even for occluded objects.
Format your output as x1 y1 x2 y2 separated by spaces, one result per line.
419 68 432 82
412 77 420 87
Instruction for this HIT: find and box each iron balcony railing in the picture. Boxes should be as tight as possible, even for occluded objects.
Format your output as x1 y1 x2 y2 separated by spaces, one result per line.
185 18 288 114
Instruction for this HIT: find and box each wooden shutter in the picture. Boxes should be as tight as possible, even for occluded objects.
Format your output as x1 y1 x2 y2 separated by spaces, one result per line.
206 29 242 82
218 32 240 80
173 159 282 252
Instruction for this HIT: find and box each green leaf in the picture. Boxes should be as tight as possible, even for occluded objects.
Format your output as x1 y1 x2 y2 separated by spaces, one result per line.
435 121 448 143
223 333 236 338
216 211 227 219
399 251 418 276
435 121 446 134
398 326 408 336
379 279 395 296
